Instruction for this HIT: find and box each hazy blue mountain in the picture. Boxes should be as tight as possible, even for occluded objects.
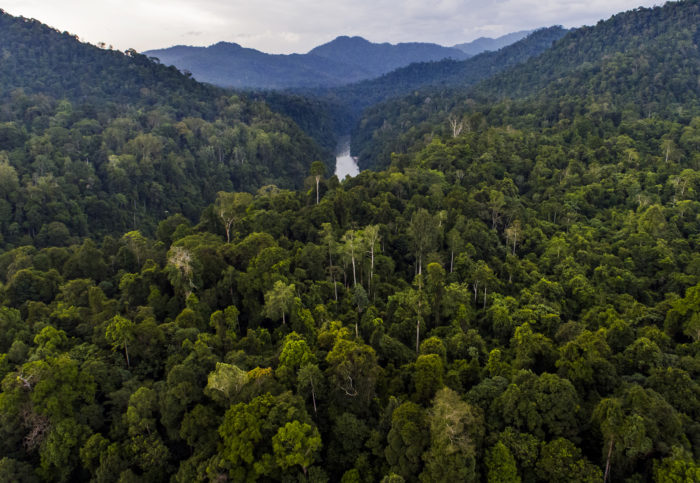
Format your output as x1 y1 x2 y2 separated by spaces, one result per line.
308 35 469 75
144 36 468 89
145 41 363 89
452 30 533 55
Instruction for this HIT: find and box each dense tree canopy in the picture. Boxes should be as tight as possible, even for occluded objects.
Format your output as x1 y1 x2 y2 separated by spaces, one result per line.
2 1 700 481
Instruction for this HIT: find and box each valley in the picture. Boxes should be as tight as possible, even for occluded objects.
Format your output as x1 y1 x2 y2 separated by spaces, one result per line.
0 2 699 482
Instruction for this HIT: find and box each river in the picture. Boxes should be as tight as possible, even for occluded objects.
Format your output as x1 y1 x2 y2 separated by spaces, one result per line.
334 135 359 179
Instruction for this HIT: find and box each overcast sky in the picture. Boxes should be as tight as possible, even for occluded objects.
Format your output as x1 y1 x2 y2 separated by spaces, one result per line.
2 0 665 54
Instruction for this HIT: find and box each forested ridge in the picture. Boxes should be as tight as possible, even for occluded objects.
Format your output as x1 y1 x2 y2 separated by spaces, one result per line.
0 9 329 248
352 0 700 171
1 1 700 482
306 26 568 119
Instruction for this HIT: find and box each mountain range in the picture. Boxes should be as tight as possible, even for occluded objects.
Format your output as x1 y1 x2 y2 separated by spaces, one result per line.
255 27 568 152
144 36 472 89
144 34 530 90
307 27 568 116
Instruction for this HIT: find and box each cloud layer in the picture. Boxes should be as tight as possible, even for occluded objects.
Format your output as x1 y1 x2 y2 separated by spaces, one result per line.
3 0 663 53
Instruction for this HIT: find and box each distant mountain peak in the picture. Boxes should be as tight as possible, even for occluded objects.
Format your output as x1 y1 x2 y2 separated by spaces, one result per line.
453 30 533 56
211 41 240 47
330 35 370 43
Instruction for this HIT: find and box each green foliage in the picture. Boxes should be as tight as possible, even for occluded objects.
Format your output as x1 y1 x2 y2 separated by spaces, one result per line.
421 387 483 482
535 438 602 482
325 338 380 410
218 392 310 480
2 3 700 481
654 447 700 483
205 362 249 405
271 420 322 474
385 401 429 480
485 442 520 483
264 280 296 325
413 354 444 403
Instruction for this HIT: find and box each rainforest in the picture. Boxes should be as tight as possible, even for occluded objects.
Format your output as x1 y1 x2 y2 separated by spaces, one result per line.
0 1 699 482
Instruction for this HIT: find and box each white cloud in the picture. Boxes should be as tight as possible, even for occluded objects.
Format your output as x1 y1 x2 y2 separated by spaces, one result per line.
1 0 665 53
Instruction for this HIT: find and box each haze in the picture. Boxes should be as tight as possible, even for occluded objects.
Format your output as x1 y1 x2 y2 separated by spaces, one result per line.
3 0 664 54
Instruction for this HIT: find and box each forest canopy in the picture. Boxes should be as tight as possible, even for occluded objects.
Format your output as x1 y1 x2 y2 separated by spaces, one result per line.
1 1 700 482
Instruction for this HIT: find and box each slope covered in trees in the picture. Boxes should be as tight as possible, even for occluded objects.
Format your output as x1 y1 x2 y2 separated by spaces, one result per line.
352 0 700 170
2 1 700 482
0 11 216 114
299 27 568 125
475 0 700 117
1 100 699 481
0 9 328 249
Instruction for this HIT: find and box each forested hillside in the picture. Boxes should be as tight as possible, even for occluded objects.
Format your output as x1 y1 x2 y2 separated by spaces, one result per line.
298 27 568 126
352 0 700 170
1 97 699 482
1 1 700 482
0 12 215 112
476 0 700 116
0 10 328 249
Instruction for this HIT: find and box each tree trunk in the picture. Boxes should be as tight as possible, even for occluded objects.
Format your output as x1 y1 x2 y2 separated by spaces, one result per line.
369 245 374 296
124 340 130 368
315 176 320 205
310 378 317 414
416 317 421 353
603 437 614 483
329 252 337 301
351 253 357 286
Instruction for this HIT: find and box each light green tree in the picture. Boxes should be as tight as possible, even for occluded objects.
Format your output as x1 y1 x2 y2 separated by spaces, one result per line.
408 209 439 275
272 420 322 476
485 442 520 483
105 315 136 367
205 362 249 405
264 280 295 325
421 387 484 482
215 191 253 243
